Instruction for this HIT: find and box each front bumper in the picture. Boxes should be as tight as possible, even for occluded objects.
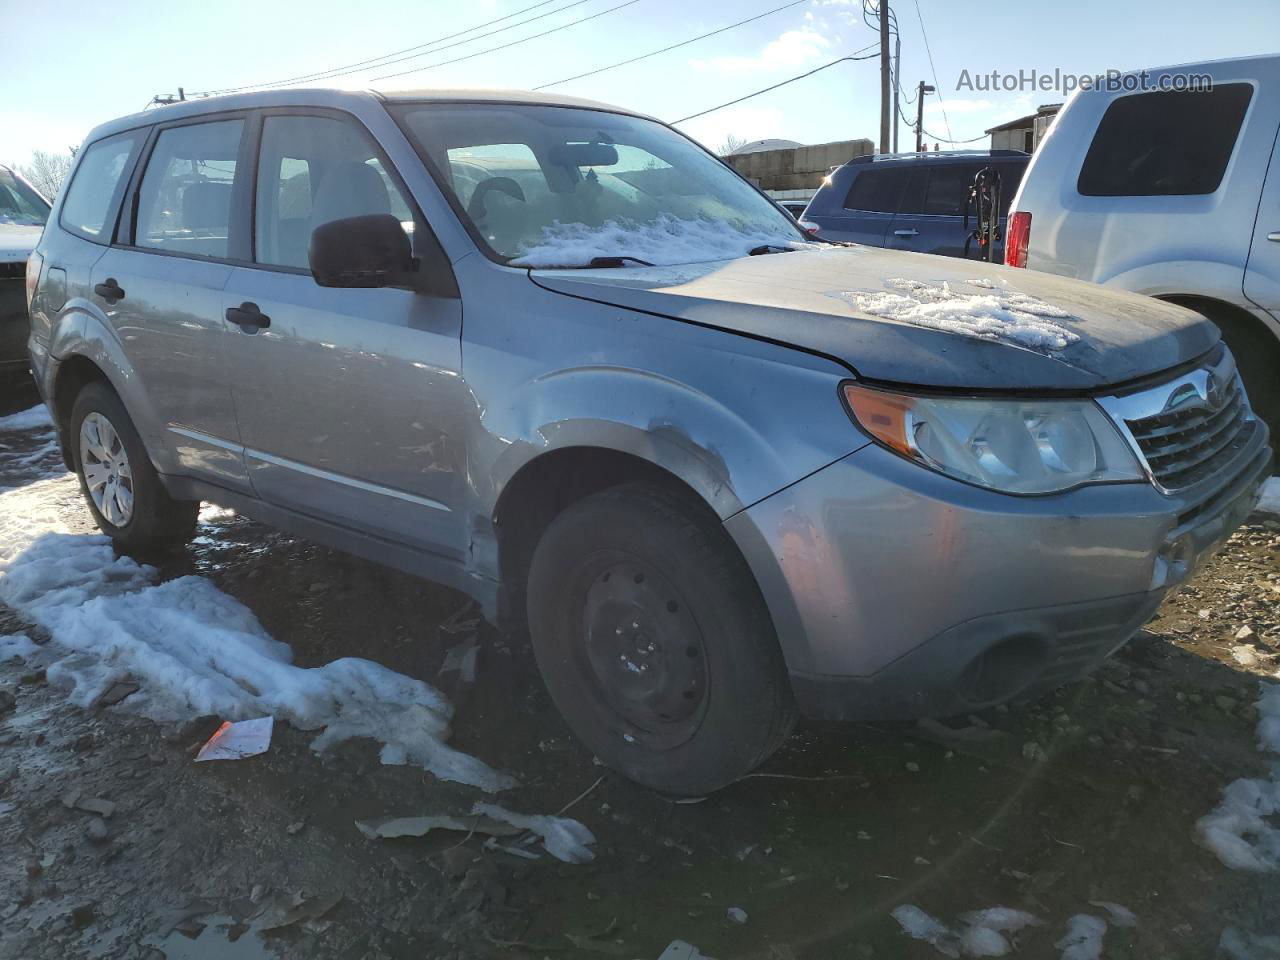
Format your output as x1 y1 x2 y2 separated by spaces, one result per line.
726 420 1271 721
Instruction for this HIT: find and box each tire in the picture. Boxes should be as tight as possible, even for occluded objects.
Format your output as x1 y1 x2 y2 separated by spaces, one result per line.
70 381 197 551
526 482 797 795
1186 302 1280 459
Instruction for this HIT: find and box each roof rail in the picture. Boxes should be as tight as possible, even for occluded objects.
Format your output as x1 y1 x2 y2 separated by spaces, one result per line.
841 148 1028 167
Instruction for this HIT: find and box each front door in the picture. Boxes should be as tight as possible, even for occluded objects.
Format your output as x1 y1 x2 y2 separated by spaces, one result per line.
92 117 249 490
221 111 467 557
1244 117 1280 320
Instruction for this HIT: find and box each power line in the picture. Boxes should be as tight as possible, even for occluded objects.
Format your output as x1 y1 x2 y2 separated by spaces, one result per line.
196 0 585 95
671 47 878 125
371 0 642 82
920 127 986 145
910 0 951 141
533 0 808 90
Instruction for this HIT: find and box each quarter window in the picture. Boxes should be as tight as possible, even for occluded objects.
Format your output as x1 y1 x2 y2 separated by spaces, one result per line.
59 132 141 242
136 120 244 259
254 114 414 270
1078 84 1253 197
843 168 912 213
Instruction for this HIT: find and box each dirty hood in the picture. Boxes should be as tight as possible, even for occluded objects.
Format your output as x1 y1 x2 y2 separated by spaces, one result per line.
530 247 1218 390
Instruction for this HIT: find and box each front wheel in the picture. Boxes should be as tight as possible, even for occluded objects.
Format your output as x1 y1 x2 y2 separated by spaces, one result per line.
70 381 198 552
527 483 797 795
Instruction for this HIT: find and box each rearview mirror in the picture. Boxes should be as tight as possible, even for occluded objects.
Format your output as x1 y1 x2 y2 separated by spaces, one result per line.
550 142 619 167
309 214 415 288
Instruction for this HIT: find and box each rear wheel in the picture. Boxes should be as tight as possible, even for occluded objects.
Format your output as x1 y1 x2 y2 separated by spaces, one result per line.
70 381 197 551
527 483 797 795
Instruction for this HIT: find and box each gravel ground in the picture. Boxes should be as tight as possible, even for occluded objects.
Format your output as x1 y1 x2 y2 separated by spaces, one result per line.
0 385 1277 960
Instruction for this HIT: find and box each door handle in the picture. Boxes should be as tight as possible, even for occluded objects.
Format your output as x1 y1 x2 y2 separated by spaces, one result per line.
93 278 125 304
894 229 919 237
1267 232 1280 242
225 301 271 331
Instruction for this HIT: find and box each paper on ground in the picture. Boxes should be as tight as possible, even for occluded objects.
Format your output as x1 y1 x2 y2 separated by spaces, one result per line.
196 717 274 762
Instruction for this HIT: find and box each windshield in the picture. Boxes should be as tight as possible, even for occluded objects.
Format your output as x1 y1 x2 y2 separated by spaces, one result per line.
0 169 51 227
392 103 807 268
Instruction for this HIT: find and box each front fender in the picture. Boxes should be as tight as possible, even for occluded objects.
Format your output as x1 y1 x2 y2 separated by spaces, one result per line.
487 360 866 520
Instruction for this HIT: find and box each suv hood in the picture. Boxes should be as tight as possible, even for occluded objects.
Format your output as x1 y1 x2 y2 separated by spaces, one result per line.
530 246 1217 390
0 223 43 264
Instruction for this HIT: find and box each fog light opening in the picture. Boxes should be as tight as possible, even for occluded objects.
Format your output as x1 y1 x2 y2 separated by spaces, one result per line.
960 635 1049 705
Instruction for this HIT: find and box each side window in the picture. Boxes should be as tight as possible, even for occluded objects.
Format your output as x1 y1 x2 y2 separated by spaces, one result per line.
255 115 414 270
842 168 912 213
1078 84 1253 197
59 132 142 242
136 120 243 259
922 164 984 216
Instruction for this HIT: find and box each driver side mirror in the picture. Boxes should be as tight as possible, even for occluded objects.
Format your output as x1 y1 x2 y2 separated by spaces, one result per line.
309 214 416 289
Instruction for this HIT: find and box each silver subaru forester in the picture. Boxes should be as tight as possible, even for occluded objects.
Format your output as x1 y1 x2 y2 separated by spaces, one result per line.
25 88 1272 794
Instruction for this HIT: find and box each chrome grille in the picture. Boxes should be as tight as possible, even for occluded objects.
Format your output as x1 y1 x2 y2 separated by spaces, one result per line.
1098 347 1254 493
0 262 23 281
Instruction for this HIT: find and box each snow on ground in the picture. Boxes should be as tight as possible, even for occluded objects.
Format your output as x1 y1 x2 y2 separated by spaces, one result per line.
1197 682 1280 871
891 904 1041 957
1258 477 1280 518
0 473 515 793
471 801 596 863
1055 915 1107 960
0 404 53 432
510 213 805 267
830 277 1081 353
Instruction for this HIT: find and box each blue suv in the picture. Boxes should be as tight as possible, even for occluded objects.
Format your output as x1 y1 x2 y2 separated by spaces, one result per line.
802 150 1028 261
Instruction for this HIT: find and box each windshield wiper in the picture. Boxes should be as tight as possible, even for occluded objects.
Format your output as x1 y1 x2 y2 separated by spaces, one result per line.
585 255 655 268
748 244 795 256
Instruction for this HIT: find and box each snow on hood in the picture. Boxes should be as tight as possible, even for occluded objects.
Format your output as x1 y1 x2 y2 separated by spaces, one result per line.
529 246 1219 390
0 222 43 263
509 213 803 267
830 277 1081 354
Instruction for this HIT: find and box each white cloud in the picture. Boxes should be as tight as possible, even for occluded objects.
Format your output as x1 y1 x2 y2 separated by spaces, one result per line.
692 27 830 74
679 106 788 153
926 98 994 115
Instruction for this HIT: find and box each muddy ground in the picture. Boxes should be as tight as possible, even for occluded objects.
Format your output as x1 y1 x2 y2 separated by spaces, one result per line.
0 381 1278 960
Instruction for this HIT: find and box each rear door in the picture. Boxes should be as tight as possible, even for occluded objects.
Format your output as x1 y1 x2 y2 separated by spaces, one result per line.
812 166 911 245
220 109 467 555
1244 115 1280 320
90 115 250 490
887 161 984 259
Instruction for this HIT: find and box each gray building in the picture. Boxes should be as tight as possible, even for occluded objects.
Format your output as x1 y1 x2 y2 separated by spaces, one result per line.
724 138 875 206
985 103 1062 153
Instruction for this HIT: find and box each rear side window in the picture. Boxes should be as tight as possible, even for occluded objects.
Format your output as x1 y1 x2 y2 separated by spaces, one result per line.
59 132 142 242
1078 84 1253 196
843 168 912 212
136 120 244 260
921 163 986 216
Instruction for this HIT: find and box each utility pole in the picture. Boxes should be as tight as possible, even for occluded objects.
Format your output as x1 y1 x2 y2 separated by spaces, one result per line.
891 30 901 153
915 81 935 152
878 1 891 154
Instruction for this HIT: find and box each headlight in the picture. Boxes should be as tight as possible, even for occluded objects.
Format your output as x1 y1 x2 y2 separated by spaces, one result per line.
843 383 1143 494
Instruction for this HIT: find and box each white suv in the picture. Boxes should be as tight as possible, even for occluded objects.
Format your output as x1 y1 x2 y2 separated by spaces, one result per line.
1007 54 1280 441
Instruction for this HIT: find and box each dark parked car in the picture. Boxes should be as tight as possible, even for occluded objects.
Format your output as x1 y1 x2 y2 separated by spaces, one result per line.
801 150 1028 260
1 164 51 383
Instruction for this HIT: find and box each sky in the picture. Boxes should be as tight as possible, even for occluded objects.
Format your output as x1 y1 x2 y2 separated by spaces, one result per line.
2 0 1278 169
